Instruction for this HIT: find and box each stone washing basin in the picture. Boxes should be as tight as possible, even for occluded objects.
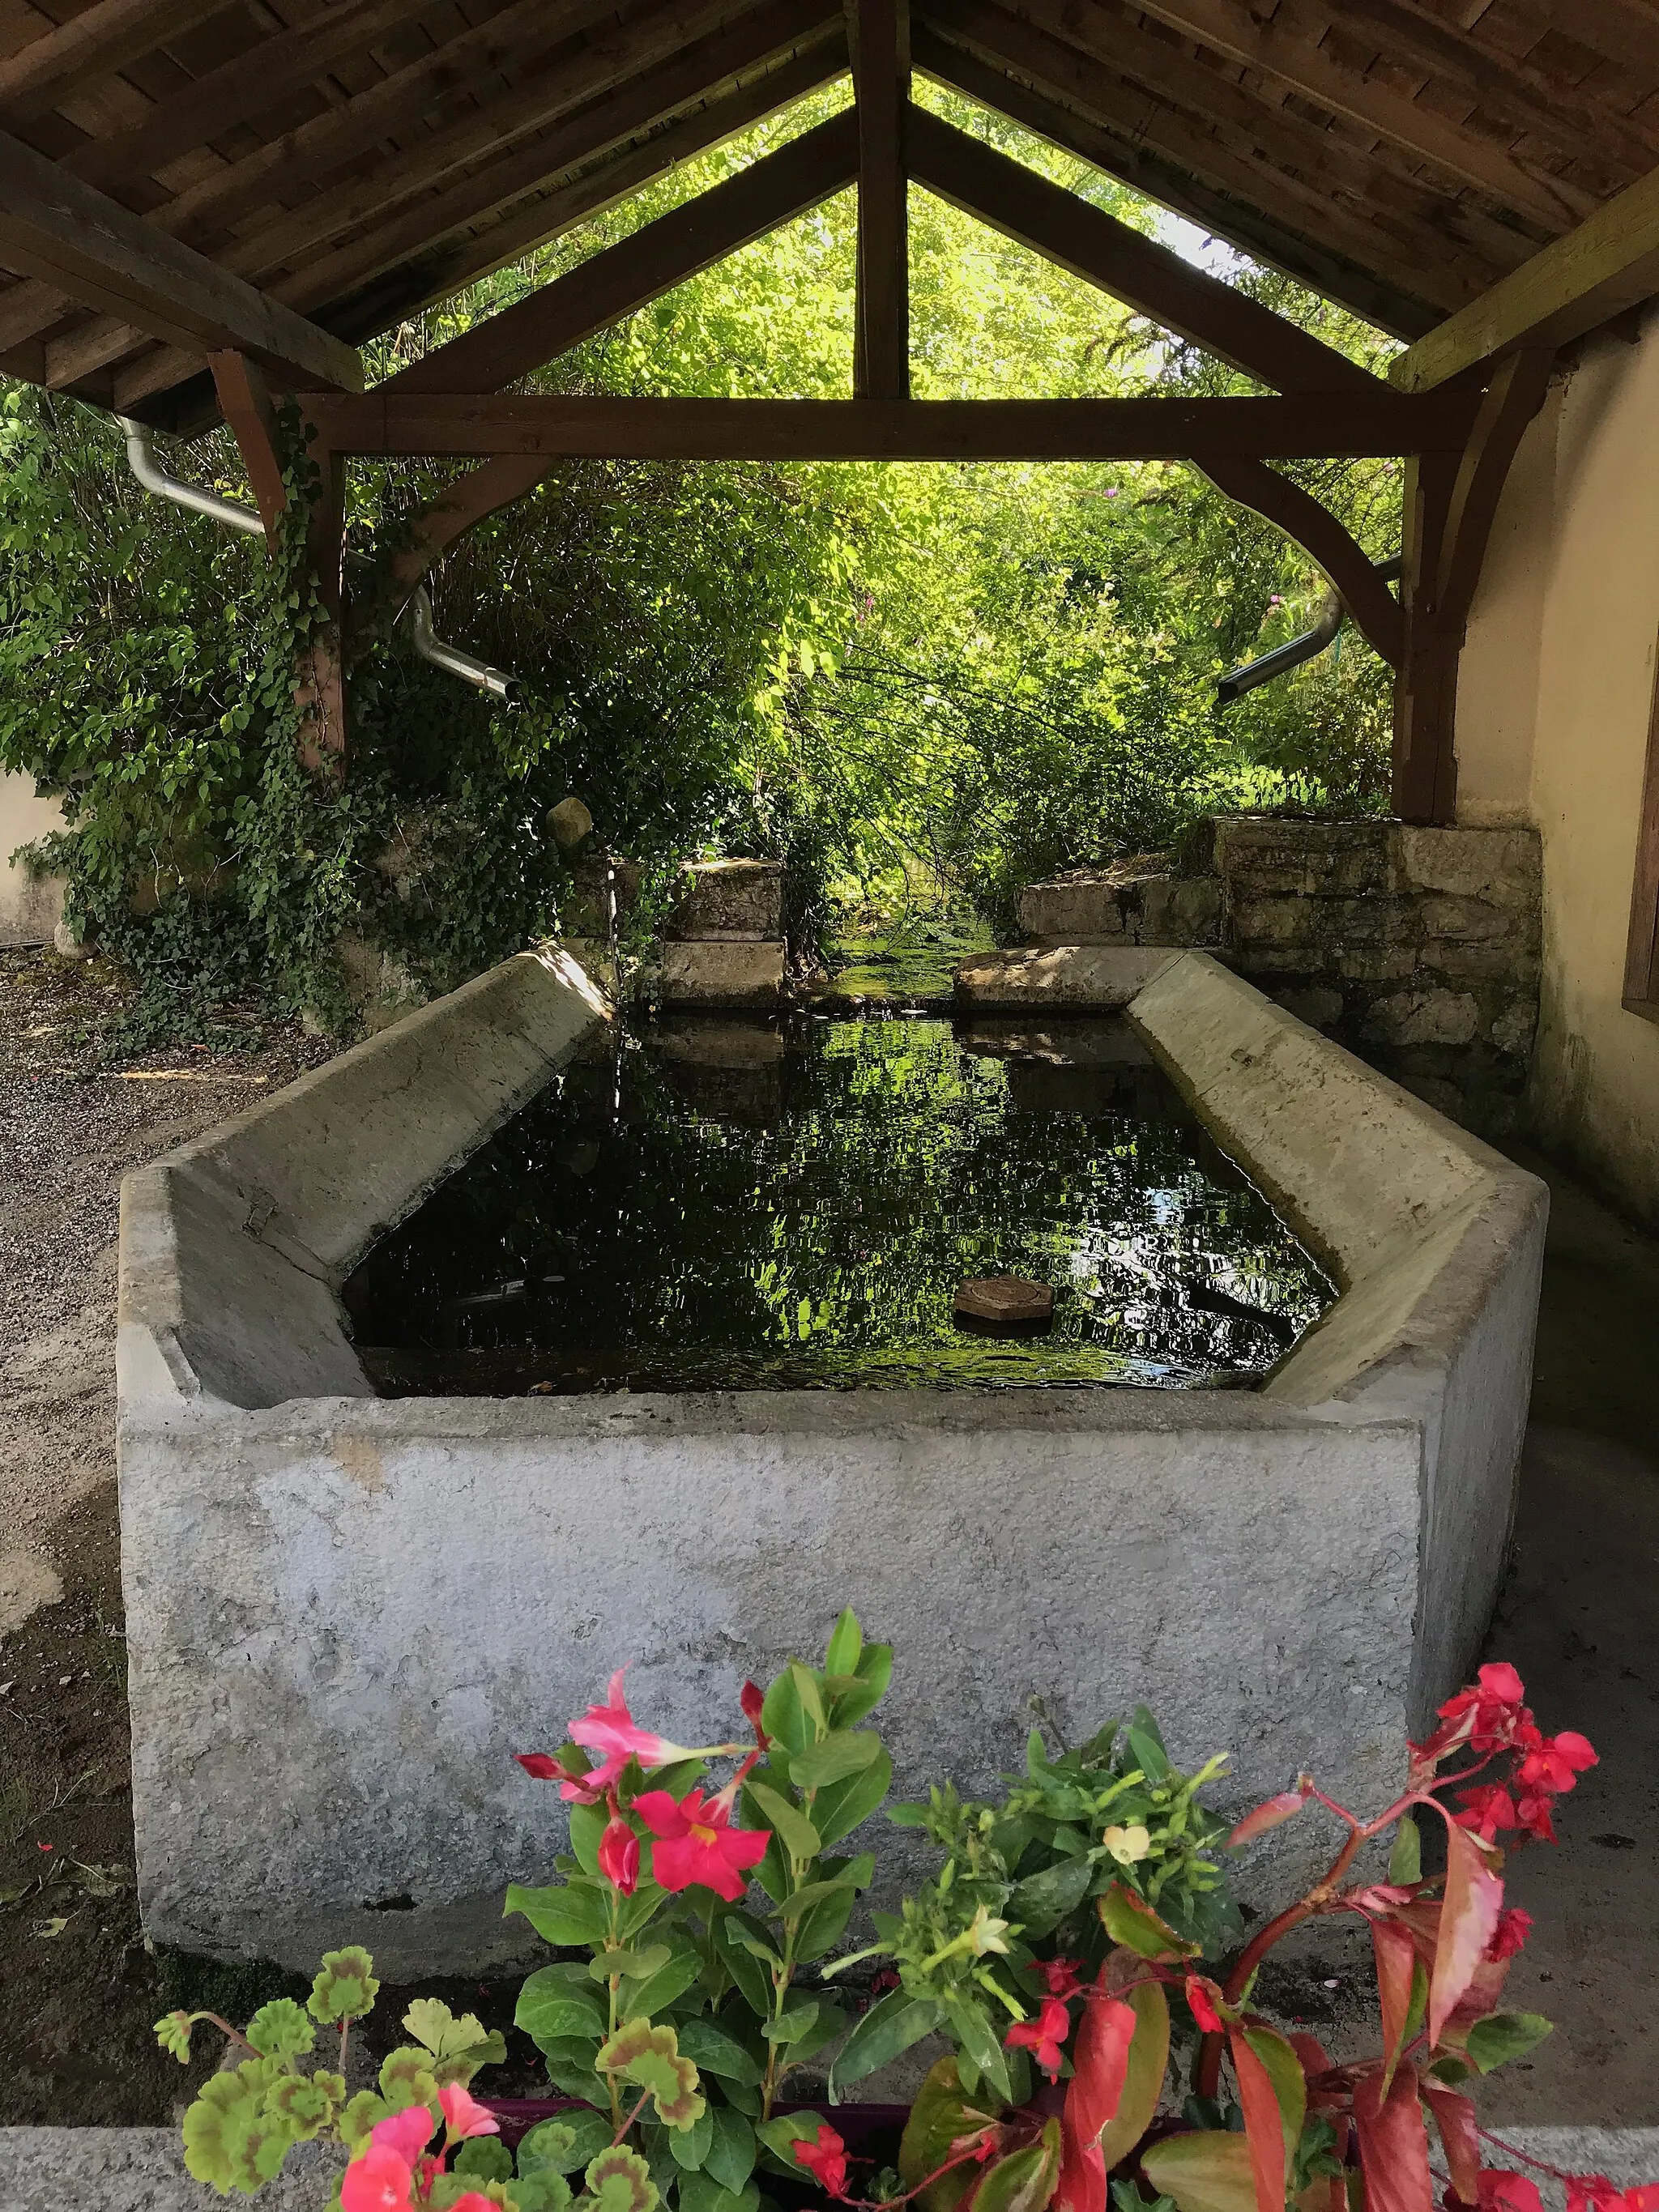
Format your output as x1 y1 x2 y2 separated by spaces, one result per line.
117 947 1545 1972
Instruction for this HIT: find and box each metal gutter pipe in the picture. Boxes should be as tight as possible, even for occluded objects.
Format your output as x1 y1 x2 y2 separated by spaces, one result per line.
1217 555 1404 705
116 417 518 701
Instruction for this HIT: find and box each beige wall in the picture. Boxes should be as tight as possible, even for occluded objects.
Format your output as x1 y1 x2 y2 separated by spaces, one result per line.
0 767 64 947
1456 318 1659 1228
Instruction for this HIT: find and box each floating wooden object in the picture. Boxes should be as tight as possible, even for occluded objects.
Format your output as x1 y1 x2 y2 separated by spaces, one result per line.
954 1276 1055 1330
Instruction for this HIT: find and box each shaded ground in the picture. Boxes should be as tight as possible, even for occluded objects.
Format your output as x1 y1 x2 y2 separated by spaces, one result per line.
0 953 1655 2125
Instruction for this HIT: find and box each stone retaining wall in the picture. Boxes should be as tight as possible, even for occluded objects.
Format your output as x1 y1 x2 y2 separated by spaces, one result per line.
1016 819 1542 1135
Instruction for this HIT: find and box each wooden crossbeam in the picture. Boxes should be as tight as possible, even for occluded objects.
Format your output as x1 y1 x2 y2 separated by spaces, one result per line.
851 0 909 399
0 129 362 391
909 27 1438 341
383 111 860 397
906 107 1379 398
295 391 1478 458
1196 458 1402 666
1392 168 1659 393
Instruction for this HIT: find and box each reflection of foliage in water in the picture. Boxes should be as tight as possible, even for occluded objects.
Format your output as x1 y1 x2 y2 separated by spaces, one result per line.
343 1017 1333 1394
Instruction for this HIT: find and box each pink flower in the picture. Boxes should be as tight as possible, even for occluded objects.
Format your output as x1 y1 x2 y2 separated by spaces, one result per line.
340 2145 417 2212
1185 1975 1226 2035
1041 1958 1082 1998
370 2108 436 2166
1455 1784 1520 1838
1518 1732 1597 1795
1435 1663 1529 1750
450 2199 503 2212
632 1786 768 1901
437 2082 498 2142
740 1679 770 1747
1567 2181 1628 2212
1486 1907 1533 1963
1005 1995 1073 2081
599 1815 641 1896
519 1665 691 1803
792 2123 850 2198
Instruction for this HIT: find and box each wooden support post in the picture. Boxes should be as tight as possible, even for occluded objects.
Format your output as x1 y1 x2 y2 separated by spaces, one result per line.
207 350 287 541
1392 348 1552 824
850 0 908 399
1625 658 1659 1025
296 435 347 770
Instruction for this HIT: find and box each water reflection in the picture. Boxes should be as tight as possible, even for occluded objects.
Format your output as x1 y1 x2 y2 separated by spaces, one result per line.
342 1014 1334 1396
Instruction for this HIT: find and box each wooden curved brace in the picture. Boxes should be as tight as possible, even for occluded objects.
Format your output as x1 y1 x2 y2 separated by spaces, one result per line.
389 452 556 597
1196 456 1404 667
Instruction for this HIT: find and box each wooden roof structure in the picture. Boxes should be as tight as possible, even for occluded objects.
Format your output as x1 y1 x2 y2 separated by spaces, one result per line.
2 0 1659 958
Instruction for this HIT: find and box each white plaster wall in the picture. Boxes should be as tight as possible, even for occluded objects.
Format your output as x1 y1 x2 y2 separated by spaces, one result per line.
0 766 64 945
1455 318 1659 1228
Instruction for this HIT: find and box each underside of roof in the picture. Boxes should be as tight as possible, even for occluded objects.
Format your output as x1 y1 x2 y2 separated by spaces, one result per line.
0 0 1653 430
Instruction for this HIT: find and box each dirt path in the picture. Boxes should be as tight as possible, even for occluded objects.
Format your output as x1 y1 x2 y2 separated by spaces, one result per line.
0 948 332 2123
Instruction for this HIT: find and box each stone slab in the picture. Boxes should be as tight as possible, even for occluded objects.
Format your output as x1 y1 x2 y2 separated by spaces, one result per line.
658 939 786 1005
664 859 783 941
953 945 1183 1008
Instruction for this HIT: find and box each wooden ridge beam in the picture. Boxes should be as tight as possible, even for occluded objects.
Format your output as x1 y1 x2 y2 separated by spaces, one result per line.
1196 458 1402 666
0 128 362 390
851 0 908 399
383 109 860 397
294 390 1478 458
0 0 227 125
909 27 1439 340
906 106 1378 397
1392 169 1659 393
1121 0 1596 233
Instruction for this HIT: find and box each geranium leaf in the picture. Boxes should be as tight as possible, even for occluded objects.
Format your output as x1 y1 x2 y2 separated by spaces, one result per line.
308 1946 378 2024
522 2111 615 2174
245 1997 314 2063
585 2143 659 2212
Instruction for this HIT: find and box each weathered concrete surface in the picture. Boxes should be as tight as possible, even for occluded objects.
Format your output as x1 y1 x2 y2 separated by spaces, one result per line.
118 948 1542 1972
0 2129 342 2209
658 940 786 1006
0 768 65 948
665 858 783 940
953 944 1181 1008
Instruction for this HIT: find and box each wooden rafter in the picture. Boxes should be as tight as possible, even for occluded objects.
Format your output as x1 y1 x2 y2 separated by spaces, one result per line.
0 0 228 126
909 27 1439 340
1196 458 1403 667
1392 169 1659 394
851 0 909 399
906 108 1378 397
382 110 859 398
0 128 362 391
293 390 1478 458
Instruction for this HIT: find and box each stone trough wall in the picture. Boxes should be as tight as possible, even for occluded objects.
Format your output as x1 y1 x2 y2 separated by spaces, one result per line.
1017 820 1542 1135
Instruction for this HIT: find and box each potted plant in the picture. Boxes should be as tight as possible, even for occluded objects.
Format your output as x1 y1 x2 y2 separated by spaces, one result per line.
157 1614 1647 2212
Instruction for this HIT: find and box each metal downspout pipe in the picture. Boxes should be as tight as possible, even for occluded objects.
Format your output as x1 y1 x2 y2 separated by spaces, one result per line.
115 416 518 699
1217 555 1404 705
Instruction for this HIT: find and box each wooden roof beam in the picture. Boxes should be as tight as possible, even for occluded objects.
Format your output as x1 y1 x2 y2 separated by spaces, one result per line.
294 390 1478 458
850 0 908 399
1124 0 1597 232
383 107 859 397
0 126 361 390
0 0 230 126
910 28 1439 339
906 106 1380 396
1392 166 1659 391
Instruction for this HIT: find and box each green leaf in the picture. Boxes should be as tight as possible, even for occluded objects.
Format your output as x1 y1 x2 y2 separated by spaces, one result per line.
154 2011 194 2063
517 1966 605 2048
670 2103 716 2172
974 2119 1061 2212
793 1883 861 1964
591 1944 672 1983
674 2018 763 2085
378 2046 440 2113
744 1779 821 1864
598 2018 706 2130
942 1997 1012 2110
1098 1883 1197 1961
622 1940 705 2022
1098 1983 1171 2173
521 2111 615 2174
245 1997 315 2062
678 2175 759 2212
761 1671 812 1758
706 2103 758 2193
1462 2012 1554 2073
756 2112 827 2163
813 1750 893 1849
1388 1815 1422 1887
536 2036 604 2099
714 1912 774 2016
507 1879 612 1947
308 1945 378 2024
778 1877 858 1927
569 1796 608 1875
830 1988 944 2095
454 2136 514 2184
1127 1709 1171 1784
824 1609 864 1678
789 1733 883 1792
514 2172 576 2212
763 1998 822 2045
1141 2133 1259 2212
832 1645 893 1728
789 1664 828 1737
1008 1854 1094 1938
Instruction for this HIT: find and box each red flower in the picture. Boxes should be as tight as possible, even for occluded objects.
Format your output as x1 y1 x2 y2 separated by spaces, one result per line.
599 1815 641 1896
1185 1975 1226 2035
1567 2180 1628 2212
437 2082 499 2142
340 2145 416 2212
792 2123 849 2198
1427 1663 1533 1758
1486 1907 1533 1963
1517 1732 1597 1795
566 1667 688 1797
1041 1958 1083 1999
1478 2174 1545 2212
631 1785 768 1902
1005 1995 1073 2081
1455 1785 1519 1839
1515 1791 1559 1844
740 1680 770 1748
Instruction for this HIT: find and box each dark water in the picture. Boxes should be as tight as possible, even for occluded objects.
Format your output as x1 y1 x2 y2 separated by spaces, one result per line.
342 1014 1334 1396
